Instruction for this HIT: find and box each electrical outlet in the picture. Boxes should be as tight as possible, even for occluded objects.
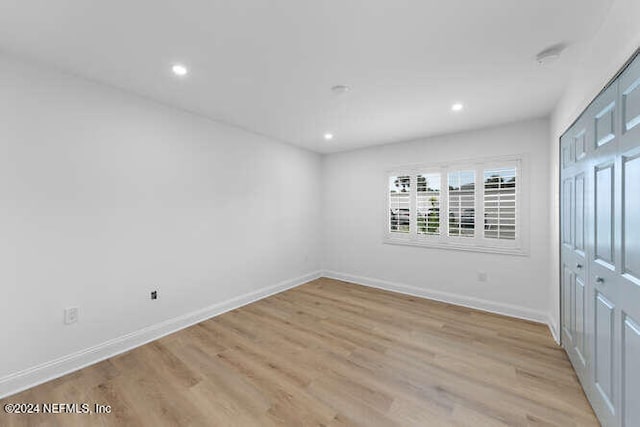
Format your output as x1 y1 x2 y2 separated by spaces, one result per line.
150 290 158 300
64 307 79 325
477 271 488 282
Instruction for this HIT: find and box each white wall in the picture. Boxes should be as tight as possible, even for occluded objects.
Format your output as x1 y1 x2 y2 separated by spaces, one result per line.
549 0 640 334
322 118 552 323
0 54 322 394
6 0 638 395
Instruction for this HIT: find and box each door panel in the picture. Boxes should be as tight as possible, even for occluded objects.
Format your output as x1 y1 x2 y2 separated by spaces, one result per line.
595 164 614 266
562 144 571 168
596 103 616 147
575 129 587 162
623 154 640 281
563 265 574 342
595 292 615 410
623 315 640 427
622 82 640 133
621 55 640 137
575 173 586 253
593 84 618 156
575 277 586 365
563 178 574 246
562 135 575 169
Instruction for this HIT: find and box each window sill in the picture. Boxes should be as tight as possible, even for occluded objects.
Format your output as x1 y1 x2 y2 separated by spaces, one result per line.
383 236 528 256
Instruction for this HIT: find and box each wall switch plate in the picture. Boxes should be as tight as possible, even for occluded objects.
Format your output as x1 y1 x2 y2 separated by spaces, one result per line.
64 307 79 325
477 272 488 282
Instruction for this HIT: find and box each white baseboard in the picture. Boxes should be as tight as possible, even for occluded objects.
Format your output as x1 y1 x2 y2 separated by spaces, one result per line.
323 270 549 325
0 270 322 400
547 315 560 345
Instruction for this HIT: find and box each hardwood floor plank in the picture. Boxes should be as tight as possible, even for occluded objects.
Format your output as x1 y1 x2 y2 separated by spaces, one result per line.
0 278 598 426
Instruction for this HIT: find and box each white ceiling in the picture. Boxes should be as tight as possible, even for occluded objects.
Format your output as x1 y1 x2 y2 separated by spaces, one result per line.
0 0 613 153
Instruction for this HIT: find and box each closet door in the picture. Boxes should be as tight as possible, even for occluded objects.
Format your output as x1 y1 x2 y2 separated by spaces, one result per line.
617 53 640 427
589 82 620 427
561 51 640 427
560 116 590 383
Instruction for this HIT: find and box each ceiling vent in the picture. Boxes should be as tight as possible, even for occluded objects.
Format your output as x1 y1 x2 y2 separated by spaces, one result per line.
535 44 566 65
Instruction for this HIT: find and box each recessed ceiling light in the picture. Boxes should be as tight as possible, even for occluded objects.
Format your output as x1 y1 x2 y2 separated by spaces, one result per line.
172 64 188 76
324 133 334 140
451 103 464 112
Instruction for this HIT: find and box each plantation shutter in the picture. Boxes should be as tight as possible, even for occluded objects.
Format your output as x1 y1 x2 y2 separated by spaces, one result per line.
483 167 517 240
448 171 475 237
416 173 441 235
389 175 410 233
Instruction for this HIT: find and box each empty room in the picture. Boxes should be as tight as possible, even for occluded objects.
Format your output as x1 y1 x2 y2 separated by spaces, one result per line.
1 1 639 426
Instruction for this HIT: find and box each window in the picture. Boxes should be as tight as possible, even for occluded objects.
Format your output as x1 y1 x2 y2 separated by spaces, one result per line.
416 173 440 235
389 175 410 233
386 156 525 255
447 170 475 237
483 167 516 240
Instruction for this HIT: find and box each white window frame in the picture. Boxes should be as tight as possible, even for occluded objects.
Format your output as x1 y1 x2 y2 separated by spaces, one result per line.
384 154 529 256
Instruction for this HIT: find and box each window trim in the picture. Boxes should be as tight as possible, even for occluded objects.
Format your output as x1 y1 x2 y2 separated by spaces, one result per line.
383 154 529 256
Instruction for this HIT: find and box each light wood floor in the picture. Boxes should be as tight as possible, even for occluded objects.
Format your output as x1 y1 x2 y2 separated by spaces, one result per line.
1 278 598 426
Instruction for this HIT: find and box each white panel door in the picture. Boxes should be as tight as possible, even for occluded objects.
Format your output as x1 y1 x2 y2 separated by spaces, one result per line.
561 117 590 380
618 54 640 427
560 50 640 427
586 78 619 427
